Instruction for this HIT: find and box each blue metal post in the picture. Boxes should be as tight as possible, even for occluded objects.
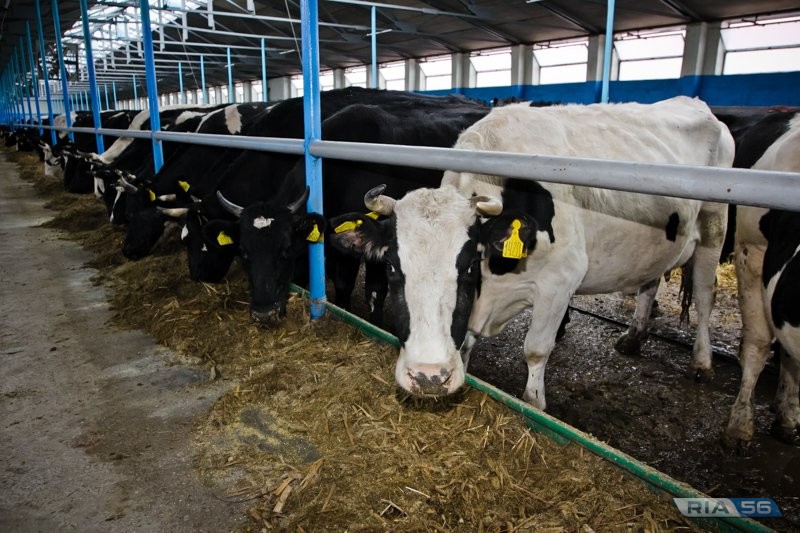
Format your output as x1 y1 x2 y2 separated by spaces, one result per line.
83 91 90 111
133 74 138 109
261 38 267 102
35 0 57 145
10 49 21 124
52 0 74 141
200 54 207 104
16 49 28 124
104 84 110 110
79 0 105 152
113 80 118 109
601 0 615 103
19 40 34 124
300 0 326 319
178 62 184 104
25 22 43 134
371 6 377 89
139 0 164 172
227 47 234 103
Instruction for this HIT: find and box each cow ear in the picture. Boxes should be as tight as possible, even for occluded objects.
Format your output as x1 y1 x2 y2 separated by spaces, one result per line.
202 220 240 250
328 213 388 261
481 213 542 260
294 213 327 244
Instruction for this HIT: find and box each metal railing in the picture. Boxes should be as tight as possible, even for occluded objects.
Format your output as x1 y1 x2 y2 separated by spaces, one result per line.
29 123 800 212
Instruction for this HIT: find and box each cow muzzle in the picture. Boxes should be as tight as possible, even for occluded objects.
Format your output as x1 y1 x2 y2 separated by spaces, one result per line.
250 304 286 326
401 364 462 397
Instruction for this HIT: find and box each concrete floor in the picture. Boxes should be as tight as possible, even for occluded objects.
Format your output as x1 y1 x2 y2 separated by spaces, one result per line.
0 154 246 532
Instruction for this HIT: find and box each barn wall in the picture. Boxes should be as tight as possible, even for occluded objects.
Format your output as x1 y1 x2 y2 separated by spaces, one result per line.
420 71 800 107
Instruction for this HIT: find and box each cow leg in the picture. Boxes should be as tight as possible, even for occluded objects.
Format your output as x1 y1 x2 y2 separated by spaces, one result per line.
327 248 360 311
772 347 800 445
614 278 660 356
460 331 479 370
363 261 387 327
522 291 573 410
723 243 770 450
686 245 720 380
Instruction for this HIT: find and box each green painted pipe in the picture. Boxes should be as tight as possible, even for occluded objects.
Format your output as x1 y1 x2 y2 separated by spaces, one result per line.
289 285 774 533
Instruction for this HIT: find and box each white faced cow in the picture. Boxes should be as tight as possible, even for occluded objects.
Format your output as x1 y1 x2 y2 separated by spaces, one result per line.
724 112 800 448
331 96 734 408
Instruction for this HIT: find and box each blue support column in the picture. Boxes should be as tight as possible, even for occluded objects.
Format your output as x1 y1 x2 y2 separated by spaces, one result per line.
52 0 74 141
261 38 267 102
19 40 34 124
139 0 164 172
200 54 207 104
113 80 118 109
25 22 43 134
9 49 20 124
83 91 90 111
601 0 615 103
178 62 184 104
79 0 105 151
133 74 138 109
35 0 57 145
227 47 234 103
300 0 326 319
370 6 377 89
104 84 110 110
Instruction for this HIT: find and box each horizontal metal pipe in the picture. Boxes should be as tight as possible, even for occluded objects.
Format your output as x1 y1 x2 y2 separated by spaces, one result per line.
310 140 800 211
24 122 800 211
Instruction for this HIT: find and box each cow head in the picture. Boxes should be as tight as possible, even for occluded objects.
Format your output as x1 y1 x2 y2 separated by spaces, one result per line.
121 178 185 260
179 202 239 283
329 184 543 398
217 187 325 325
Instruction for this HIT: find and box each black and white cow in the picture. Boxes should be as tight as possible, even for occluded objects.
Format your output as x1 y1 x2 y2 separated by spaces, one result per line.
190 90 490 325
330 96 734 402
722 110 800 448
118 103 270 259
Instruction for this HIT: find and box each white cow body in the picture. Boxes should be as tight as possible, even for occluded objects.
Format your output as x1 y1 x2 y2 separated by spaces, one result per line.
333 96 734 406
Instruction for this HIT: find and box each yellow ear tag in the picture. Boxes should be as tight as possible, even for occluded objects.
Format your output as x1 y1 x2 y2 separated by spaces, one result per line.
148 189 156 202
334 219 363 234
502 219 526 259
365 211 380 220
178 180 190 192
306 223 322 243
216 231 234 246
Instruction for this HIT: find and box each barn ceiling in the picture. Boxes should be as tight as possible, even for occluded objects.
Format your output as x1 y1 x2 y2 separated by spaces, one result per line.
1 0 799 100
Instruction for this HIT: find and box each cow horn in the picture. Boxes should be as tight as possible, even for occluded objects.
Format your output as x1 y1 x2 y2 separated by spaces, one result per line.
216 191 244 218
157 207 189 218
119 176 138 193
364 184 395 215
287 186 310 214
471 195 503 216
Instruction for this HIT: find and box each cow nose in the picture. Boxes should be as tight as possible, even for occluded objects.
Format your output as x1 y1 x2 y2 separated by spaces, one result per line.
408 366 454 397
250 305 285 326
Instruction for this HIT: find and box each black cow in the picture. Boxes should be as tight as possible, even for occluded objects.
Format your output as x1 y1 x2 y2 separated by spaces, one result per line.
63 104 229 199
120 103 270 259
190 89 491 325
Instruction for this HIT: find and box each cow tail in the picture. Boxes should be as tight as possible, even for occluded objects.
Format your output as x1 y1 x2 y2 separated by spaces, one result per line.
679 260 693 326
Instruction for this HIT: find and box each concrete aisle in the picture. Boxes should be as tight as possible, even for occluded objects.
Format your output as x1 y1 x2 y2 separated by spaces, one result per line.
0 154 246 532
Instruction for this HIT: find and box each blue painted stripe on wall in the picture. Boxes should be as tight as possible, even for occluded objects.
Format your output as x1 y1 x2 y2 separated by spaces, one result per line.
420 71 800 107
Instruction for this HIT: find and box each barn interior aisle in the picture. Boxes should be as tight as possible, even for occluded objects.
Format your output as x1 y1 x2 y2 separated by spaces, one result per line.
0 153 246 532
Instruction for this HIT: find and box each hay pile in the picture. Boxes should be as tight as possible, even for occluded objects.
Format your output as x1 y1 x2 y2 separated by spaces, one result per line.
9 149 699 531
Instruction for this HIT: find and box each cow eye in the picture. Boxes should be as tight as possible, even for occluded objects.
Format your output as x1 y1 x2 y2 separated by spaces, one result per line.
385 260 398 277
